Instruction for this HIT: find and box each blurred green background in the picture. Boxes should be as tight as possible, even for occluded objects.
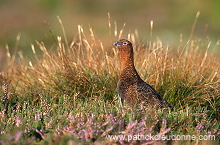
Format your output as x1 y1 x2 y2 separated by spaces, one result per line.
0 0 220 70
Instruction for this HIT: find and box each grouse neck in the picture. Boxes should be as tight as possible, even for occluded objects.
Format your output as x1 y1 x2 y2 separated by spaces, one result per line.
120 50 137 74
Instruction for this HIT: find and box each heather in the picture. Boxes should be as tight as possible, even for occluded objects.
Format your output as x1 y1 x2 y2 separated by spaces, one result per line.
0 16 219 144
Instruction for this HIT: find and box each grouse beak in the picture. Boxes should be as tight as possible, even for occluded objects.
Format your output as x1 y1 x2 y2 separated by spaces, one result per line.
114 41 120 46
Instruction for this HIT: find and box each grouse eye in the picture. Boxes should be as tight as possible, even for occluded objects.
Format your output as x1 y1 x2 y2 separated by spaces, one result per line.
122 42 128 45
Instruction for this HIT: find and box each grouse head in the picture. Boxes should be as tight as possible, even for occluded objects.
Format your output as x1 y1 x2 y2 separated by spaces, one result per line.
114 39 133 53
114 39 135 67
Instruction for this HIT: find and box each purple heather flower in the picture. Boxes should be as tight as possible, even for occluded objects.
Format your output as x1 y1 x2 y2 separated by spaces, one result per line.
87 117 93 124
69 129 75 135
15 116 22 127
34 128 45 140
162 119 167 125
24 128 30 133
15 131 22 142
197 123 204 131
63 125 70 130
126 121 137 130
119 140 126 145
34 110 41 120
132 113 135 120
0 109 6 118
138 119 146 127
78 129 90 140
101 127 114 137
91 113 95 118
92 129 97 134
164 128 171 134
69 114 75 123
102 121 109 126
118 120 125 124
106 126 114 132
56 126 61 135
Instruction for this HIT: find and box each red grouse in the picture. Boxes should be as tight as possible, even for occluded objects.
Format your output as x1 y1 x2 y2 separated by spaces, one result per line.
114 39 172 109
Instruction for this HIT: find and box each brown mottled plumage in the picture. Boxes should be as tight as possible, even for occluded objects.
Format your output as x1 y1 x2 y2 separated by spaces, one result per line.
114 39 172 110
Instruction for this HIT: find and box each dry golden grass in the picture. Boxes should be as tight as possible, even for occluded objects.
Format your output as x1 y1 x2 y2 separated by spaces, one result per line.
4 16 219 107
